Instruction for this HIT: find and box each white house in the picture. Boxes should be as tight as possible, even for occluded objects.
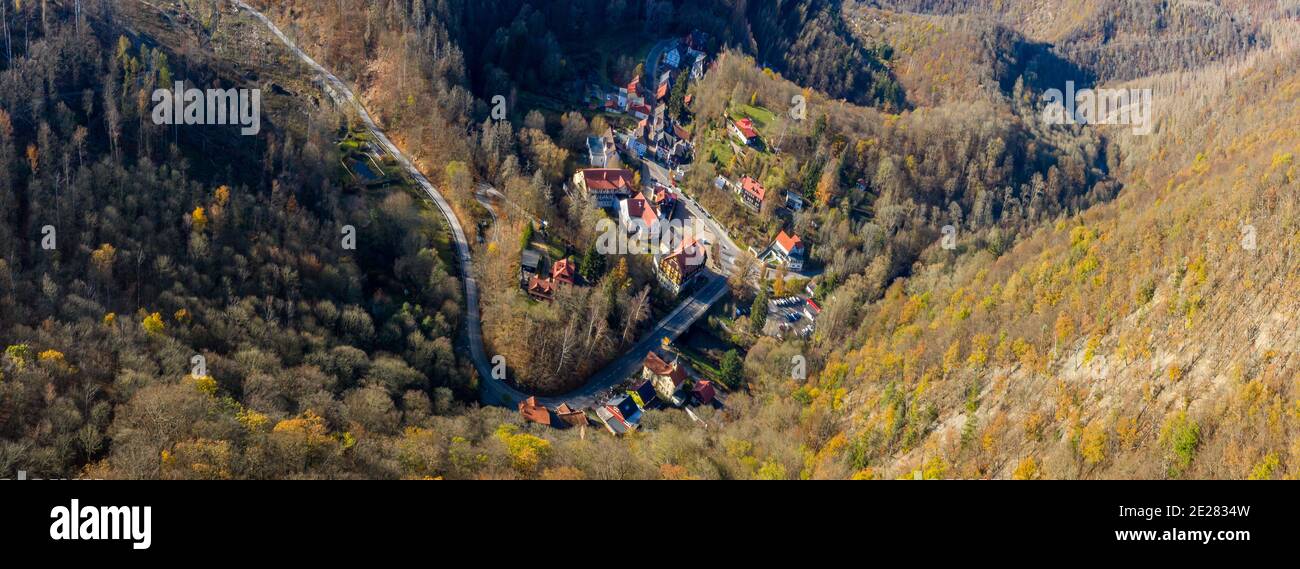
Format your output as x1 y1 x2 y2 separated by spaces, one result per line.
619 194 661 242
772 230 806 272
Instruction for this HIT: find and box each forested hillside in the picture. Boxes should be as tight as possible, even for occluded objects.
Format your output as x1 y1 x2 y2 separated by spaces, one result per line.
806 39 1300 479
876 0 1275 82
3 1 1296 480
0 2 474 478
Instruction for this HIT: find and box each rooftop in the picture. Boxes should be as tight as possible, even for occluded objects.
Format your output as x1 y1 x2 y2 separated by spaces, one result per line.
580 168 634 192
733 118 759 139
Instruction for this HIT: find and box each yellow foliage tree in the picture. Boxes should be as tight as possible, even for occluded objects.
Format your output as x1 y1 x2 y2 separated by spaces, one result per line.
191 206 208 232
1012 457 1041 480
1080 420 1108 465
142 312 165 335
494 424 551 474
91 243 116 281
236 407 270 432
755 458 788 480
191 375 217 396
397 427 442 478
162 439 233 480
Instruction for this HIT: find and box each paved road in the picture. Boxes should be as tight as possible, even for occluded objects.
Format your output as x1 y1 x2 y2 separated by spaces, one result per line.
644 39 677 89
233 0 495 391
643 159 744 277
520 272 730 409
237 0 733 410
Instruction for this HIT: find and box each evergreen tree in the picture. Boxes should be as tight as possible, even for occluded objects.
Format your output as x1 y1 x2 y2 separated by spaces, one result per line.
579 241 606 282
749 285 769 331
719 349 743 388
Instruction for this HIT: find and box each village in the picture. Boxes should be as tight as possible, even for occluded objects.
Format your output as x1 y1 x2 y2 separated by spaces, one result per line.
508 31 822 436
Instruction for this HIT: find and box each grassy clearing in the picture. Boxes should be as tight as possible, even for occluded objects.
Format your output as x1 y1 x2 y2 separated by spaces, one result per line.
733 104 777 130
675 345 722 383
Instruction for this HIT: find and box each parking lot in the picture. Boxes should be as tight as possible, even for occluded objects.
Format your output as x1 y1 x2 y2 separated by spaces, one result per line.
764 294 814 338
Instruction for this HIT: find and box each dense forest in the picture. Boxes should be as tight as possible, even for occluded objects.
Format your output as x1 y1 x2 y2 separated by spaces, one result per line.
0 1 474 478
877 0 1272 82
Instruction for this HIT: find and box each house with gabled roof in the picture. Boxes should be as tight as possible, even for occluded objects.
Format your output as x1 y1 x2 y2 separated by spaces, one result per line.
665 47 681 69
574 168 635 208
524 257 580 301
526 275 556 301
643 351 689 404
772 230 806 271
657 236 708 295
551 258 577 286
619 194 661 242
629 102 652 120
554 403 588 428
652 184 678 220
729 117 760 146
693 380 716 405
518 396 552 425
595 394 641 435
738 176 766 211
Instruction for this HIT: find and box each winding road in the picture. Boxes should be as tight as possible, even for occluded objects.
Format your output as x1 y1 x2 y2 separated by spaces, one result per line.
233 0 730 410
231 0 495 391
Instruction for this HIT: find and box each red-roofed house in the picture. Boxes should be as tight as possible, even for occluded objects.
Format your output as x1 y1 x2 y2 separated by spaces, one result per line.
652 184 677 219
619 194 661 241
773 230 806 271
739 176 765 211
622 76 644 110
518 397 552 425
657 237 707 295
672 123 691 143
574 168 635 207
552 258 577 286
729 118 760 146
693 380 716 405
526 275 555 301
642 351 689 403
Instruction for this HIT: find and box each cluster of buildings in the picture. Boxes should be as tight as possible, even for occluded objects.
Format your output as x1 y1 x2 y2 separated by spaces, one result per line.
713 175 767 212
617 183 678 243
571 162 707 297
594 32 713 169
709 177 809 274
517 349 720 435
520 251 579 302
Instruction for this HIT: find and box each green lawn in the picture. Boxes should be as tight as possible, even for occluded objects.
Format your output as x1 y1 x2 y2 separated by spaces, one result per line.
706 137 737 170
733 104 777 130
675 345 722 384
